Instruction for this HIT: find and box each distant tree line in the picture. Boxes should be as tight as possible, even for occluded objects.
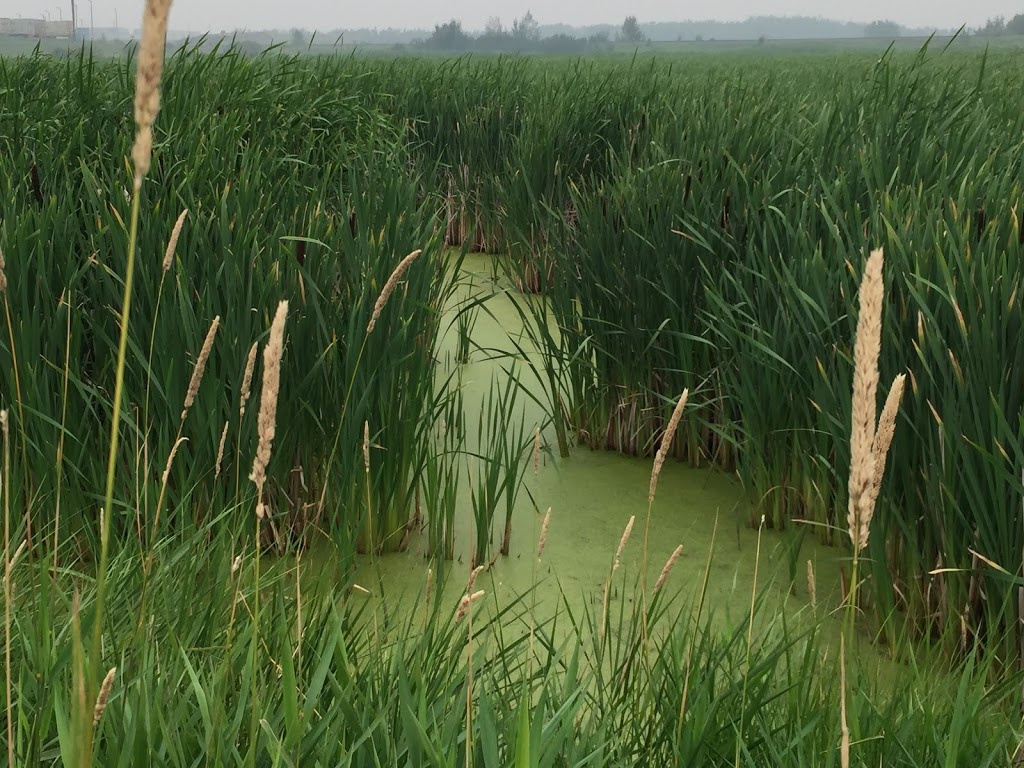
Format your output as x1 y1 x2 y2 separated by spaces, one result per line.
414 12 634 54
973 13 1024 35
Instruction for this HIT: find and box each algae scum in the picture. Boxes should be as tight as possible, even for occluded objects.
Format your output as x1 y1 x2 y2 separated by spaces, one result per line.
350 254 846 634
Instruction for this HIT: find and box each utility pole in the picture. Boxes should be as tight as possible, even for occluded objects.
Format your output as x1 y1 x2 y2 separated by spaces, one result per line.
70 0 77 40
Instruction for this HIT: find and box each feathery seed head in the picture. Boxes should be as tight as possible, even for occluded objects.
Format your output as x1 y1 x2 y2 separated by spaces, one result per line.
251 301 289 518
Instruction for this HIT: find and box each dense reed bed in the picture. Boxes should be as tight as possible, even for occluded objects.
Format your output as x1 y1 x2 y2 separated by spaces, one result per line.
2 27 1024 762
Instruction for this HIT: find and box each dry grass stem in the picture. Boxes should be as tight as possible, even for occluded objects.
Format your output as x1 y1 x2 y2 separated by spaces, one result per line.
840 635 850 768
367 249 422 334
162 208 188 272
537 507 551 559
649 389 689 503
239 341 258 418
847 249 884 552
182 315 220 420
93 667 117 726
533 427 540 475
654 545 683 594
362 421 370 474
0 247 6 293
614 515 635 571
807 559 817 609
250 301 289 518
455 590 485 622
131 0 173 187
214 421 229 479
424 568 433 613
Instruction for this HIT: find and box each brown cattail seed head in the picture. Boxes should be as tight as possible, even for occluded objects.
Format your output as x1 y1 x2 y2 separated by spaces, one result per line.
649 389 689 503
251 301 289 518
163 208 188 272
131 0 173 188
182 315 220 420
847 249 884 553
367 249 421 334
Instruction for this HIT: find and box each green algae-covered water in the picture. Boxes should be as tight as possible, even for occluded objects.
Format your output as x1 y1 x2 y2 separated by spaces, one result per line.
340 254 852 644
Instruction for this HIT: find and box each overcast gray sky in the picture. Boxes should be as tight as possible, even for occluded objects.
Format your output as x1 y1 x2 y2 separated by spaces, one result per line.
5 0 1020 32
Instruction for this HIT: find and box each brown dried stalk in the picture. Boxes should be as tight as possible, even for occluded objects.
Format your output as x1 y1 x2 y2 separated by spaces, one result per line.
251 301 289 518
649 389 689 503
367 249 422 334
362 421 370 474
182 316 220 421
847 249 884 552
807 559 817 609
131 0 173 188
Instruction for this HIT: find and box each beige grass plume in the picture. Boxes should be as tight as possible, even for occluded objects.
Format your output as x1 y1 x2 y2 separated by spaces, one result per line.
367 249 422 334
537 507 551 559
847 249 884 553
467 564 485 591
867 373 906 522
162 208 188 272
182 315 219 421
161 436 187 486
455 590 485 623
614 515 635 572
250 301 289 518
131 0 174 189
649 389 689 503
214 421 229 479
239 341 258 418
93 667 117 726
654 545 683 594
0 246 6 293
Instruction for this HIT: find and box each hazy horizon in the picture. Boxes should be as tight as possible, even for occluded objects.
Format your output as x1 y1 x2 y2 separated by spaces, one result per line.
4 0 1021 33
